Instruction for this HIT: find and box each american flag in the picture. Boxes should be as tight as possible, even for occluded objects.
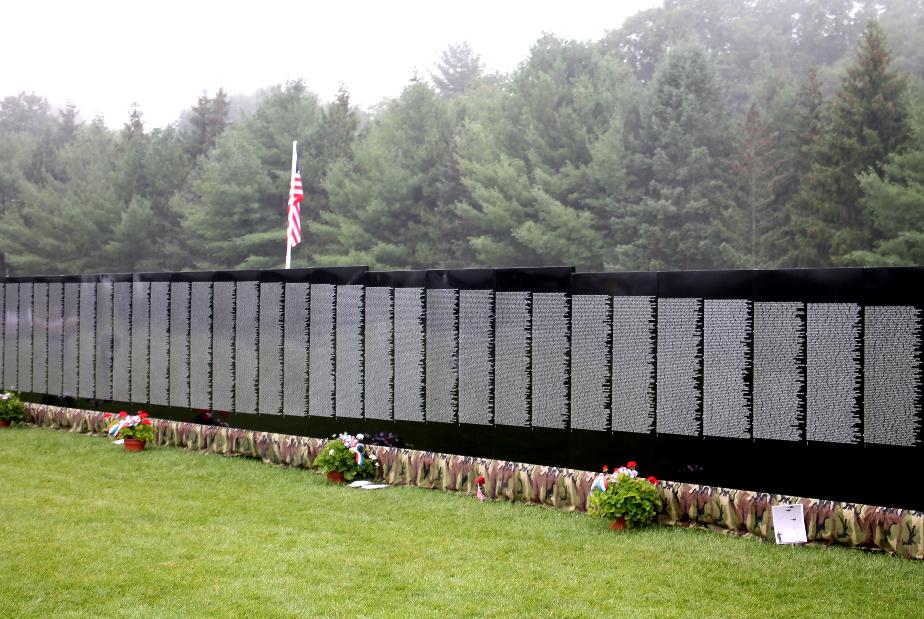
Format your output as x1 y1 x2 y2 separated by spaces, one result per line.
287 164 304 248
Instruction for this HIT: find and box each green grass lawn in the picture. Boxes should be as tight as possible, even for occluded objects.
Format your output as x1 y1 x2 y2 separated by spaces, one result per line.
1 427 921 618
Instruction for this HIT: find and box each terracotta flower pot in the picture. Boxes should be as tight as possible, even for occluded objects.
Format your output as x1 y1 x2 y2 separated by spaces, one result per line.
326 470 346 484
0 419 10 428
610 516 627 531
124 438 146 452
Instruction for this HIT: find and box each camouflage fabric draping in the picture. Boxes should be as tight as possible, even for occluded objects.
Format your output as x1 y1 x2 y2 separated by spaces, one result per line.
24 403 923 560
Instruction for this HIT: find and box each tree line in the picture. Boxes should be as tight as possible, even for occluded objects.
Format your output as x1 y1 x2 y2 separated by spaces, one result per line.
1 0 923 276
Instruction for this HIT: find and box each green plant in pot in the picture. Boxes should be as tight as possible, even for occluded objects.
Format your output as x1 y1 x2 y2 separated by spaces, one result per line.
588 462 661 529
314 433 378 483
0 392 25 427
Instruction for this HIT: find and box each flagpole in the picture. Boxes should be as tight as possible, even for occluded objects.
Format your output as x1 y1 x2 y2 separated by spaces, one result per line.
285 140 297 269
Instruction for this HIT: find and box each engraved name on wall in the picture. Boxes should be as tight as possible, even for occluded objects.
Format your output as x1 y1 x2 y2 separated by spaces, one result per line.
495 291 531 427
612 296 657 434
112 283 131 403
48 283 64 396
190 282 213 410
864 305 922 447
234 282 259 414
94 282 113 400
130 282 150 403
364 287 393 421
211 282 235 413
532 292 569 429
458 289 494 426
656 297 702 436
283 283 309 416
258 283 283 415
309 284 336 418
335 285 364 418
753 302 804 441
806 303 861 444
18 283 33 393
149 282 170 406
702 299 752 439
571 295 611 432
3 284 19 391
393 288 424 422
169 282 191 408
425 288 458 424
32 283 49 395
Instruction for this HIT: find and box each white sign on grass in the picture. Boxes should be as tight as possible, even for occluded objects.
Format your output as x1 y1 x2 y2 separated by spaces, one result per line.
771 503 807 544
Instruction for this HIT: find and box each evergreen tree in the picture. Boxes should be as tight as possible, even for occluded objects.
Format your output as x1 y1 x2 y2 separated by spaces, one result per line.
431 42 485 96
55 102 80 147
208 88 230 143
122 103 145 140
184 89 231 160
788 21 909 265
0 123 120 274
300 87 359 260
315 82 461 269
181 81 323 270
110 126 191 271
181 129 276 269
722 103 787 267
613 43 735 270
184 92 213 160
840 86 924 265
457 36 633 269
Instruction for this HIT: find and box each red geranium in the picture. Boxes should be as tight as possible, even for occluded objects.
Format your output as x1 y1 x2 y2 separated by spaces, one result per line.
647 476 658 484
141 419 152 425
602 465 608 472
103 413 112 418
138 411 149 419
476 475 485 485
627 461 637 469
118 411 127 418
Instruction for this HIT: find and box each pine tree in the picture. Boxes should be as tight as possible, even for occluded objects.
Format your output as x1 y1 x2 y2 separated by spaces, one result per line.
181 129 276 269
457 36 633 269
300 87 359 261
723 103 787 268
184 89 230 161
0 123 121 274
315 82 460 269
841 86 924 265
613 43 736 270
55 103 80 147
181 81 322 270
431 42 485 97
788 21 909 265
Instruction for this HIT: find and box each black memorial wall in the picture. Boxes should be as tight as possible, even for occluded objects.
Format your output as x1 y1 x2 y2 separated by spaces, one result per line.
2 266 922 509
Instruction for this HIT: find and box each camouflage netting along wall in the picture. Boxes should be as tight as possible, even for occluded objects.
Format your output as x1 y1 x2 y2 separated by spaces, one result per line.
25 403 923 560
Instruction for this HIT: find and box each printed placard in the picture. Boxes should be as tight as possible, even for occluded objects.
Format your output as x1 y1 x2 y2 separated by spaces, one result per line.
771 504 807 544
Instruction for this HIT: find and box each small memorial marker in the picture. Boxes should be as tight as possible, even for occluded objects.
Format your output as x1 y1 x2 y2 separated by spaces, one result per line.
771 503 807 544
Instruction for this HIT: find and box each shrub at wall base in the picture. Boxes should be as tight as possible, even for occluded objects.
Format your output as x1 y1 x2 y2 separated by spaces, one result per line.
0 392 25 427
313 433 379 482
588 463 661 529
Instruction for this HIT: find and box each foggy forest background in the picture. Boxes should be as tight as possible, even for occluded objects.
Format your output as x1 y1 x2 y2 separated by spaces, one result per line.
2 0 923 276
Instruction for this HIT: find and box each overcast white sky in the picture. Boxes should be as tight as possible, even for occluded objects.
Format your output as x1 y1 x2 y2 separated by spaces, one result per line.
2 0 660 128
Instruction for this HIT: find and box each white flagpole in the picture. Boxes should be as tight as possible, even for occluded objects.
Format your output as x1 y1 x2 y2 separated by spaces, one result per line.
285 140 297 269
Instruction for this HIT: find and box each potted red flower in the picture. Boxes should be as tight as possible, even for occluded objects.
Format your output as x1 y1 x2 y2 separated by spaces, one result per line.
0 392 25 428
104 411 156 452
313 433 378 483
588 461 661 530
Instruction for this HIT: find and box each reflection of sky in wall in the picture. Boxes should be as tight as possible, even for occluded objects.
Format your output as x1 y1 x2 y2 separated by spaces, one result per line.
1 0 658 128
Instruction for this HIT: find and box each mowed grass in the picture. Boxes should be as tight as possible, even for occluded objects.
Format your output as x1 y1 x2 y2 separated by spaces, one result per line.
1 428 921 619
